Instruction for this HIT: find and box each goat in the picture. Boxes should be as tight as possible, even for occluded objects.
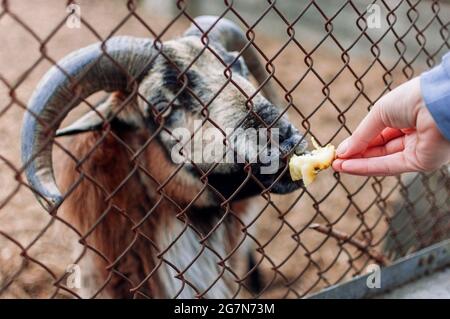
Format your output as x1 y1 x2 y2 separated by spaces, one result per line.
21 16 308 298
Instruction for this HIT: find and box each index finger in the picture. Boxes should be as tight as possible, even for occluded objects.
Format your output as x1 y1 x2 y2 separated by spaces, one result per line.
337 77 422 159
337 104 386 158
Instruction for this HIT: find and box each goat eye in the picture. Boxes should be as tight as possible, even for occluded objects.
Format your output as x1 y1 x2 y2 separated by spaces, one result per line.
161 105 172 118
237 57 249 77
156 103 172 118
227 51 249 77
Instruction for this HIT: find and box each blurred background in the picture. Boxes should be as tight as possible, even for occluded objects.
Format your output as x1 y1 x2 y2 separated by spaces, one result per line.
0 0 449 298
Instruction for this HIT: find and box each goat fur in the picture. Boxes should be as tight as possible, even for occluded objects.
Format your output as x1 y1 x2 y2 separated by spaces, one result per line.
58 94 256 298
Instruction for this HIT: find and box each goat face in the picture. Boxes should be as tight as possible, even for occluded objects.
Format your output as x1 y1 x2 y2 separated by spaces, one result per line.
137 37 307 199
21 16 307 211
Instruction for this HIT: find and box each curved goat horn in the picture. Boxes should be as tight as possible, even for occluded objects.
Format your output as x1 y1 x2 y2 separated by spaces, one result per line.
184 16 280 104
21 36 155 210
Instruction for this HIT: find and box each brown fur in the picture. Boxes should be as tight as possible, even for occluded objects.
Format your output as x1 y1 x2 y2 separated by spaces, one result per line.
58 122 250 298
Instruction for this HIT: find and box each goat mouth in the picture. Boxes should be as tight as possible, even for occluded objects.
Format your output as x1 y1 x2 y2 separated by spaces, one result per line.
267 140 313 194
186 147 308 199
194 158 303 200
270 179 304 194
266 159 304 194
246 155 304 195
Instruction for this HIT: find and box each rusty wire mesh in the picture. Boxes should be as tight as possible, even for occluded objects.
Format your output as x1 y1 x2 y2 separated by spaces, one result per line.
0 0 449 299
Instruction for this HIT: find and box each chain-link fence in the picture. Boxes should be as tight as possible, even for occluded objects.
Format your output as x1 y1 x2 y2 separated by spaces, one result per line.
0 0 449 299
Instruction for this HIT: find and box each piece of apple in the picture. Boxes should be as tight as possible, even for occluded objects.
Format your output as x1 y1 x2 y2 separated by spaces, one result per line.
289 138 336 186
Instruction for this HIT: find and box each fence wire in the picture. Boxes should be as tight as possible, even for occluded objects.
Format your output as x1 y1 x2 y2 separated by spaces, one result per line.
0 0 449 299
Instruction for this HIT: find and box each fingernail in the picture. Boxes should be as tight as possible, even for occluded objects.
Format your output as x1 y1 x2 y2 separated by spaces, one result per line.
336 139 348 156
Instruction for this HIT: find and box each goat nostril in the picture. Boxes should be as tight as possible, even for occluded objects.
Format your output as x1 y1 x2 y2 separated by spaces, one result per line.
279 133 308 156
286 125 293 136
281 124 293 139
294 138 308 155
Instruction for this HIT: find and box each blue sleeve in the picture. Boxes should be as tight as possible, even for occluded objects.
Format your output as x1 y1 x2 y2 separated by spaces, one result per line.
420 52 450 141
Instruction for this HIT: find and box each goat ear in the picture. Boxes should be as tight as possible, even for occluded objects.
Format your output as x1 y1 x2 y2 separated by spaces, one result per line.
55 101 111 137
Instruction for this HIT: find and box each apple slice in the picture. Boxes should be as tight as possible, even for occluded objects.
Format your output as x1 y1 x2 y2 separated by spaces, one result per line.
289 138 336 186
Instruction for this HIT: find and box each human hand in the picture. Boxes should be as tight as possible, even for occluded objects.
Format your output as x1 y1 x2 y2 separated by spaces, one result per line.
332 77 450 176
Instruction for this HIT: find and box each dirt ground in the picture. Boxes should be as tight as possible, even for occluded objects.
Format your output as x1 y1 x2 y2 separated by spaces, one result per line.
0 0 443 298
